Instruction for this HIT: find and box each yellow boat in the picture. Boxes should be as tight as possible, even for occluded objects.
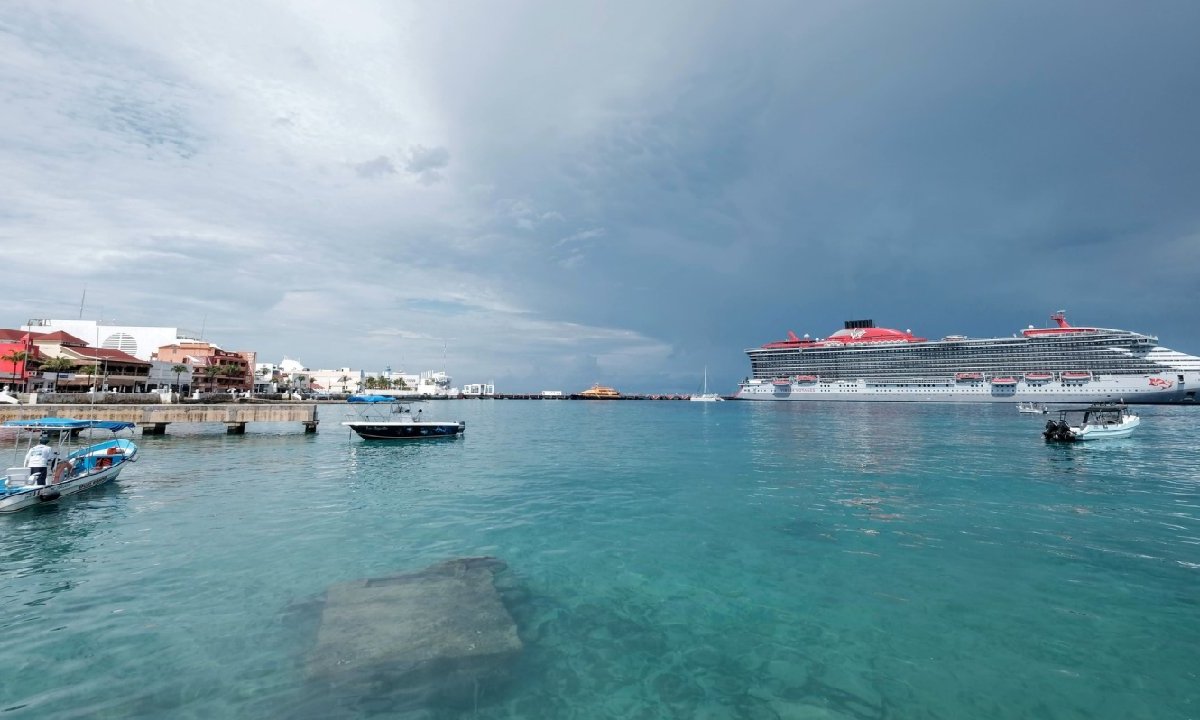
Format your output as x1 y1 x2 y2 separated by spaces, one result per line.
578 384 620 399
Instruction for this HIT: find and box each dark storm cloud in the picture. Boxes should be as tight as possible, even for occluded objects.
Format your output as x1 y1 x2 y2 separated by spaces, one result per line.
425 0 1200 388
2 0 1197 393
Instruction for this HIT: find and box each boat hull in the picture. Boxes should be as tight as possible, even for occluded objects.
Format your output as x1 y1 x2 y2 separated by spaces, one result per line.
342 421 465 440
0 462 128 513
736 374 1186 403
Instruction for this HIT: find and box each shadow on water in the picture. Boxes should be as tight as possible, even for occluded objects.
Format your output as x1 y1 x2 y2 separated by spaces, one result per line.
271 557 531 720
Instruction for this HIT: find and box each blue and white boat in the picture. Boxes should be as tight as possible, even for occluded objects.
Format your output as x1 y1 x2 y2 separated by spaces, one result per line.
342 398 465 440
1 418 139 512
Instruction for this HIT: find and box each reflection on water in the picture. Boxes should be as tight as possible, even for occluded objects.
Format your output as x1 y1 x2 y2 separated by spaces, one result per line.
0 402 1196 718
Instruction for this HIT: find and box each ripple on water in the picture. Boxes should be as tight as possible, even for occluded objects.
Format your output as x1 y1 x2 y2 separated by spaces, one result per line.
0 402 1197 718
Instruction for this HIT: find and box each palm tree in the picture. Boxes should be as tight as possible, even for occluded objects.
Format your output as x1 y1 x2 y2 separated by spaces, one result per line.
171 364 188 394
221 364 244 395
78 364 97 390
1 349 29 390
338 375 351 393
40 356 76 393
203 364 220 392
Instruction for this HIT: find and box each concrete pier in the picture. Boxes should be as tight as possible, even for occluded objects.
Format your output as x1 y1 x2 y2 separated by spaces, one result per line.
0 404 319 436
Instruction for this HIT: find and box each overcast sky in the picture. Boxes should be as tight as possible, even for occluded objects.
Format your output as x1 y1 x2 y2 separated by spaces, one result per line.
2 1 1198 393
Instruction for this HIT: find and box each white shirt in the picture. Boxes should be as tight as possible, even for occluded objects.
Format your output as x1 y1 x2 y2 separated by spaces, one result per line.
24 443 55 468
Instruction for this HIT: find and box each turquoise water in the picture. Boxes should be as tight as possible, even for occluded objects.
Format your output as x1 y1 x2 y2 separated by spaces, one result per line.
1 402 1197 719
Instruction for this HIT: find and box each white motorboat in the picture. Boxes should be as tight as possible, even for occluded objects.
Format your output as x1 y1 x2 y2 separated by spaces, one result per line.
1017 402 1048 414
1 418 139 513
1043 403 1140 442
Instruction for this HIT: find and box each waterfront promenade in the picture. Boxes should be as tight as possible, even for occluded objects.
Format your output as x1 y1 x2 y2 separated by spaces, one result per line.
0 404 318 435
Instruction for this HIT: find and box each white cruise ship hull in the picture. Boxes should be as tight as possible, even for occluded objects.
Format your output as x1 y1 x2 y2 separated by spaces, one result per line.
736 374 1187 403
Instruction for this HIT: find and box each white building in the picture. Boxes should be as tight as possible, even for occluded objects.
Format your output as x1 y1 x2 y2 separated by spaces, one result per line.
367 369 454 397
462 383 496 397
22 319 201 362
256 358 364 395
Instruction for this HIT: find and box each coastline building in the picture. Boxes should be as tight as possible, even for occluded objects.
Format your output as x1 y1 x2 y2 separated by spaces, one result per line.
21 319 201 362
1 328 150 392
154 342 254 393
364 369 454 397
300 365 365 395
461 383 496 397
255 359 365 395
0 330 37 391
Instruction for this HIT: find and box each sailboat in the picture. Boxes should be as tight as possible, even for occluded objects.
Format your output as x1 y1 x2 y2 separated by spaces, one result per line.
690 366 725 402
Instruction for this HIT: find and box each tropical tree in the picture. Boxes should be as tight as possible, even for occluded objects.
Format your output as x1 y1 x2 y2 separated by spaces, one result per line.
1 349 29 390
40 356 76 393
171 364 188 394
78 364 97 390
203 364 220 392
338 375 351 392
220 364 245 395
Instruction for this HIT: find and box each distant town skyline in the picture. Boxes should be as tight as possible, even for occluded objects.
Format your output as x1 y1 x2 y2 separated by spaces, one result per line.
3 1 1198 394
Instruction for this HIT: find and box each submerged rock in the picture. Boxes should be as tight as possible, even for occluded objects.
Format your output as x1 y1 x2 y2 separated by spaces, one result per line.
307 556 522 712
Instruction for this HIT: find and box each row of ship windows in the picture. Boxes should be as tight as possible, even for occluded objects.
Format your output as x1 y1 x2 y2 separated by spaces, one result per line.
751 363 1161 373
760 387 1120 393
751 338 1147 354
750 352 1155 365
751 353 1157 364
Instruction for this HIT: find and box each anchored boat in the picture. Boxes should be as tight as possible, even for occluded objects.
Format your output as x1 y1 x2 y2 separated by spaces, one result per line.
342 397 465 440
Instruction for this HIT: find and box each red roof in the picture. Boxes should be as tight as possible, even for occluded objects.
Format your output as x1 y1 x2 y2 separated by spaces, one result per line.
37 330 90 346
0 329 32 343
65 346 149 365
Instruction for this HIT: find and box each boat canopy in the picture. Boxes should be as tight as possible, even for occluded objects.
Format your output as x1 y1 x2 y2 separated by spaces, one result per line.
347 395 402 403
1 418 135 432
2 417 92 430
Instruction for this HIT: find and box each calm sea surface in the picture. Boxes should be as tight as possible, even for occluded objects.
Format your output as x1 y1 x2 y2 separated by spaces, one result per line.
1 401 1197 719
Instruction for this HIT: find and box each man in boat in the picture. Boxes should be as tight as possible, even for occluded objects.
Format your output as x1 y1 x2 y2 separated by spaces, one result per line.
24 433 57 485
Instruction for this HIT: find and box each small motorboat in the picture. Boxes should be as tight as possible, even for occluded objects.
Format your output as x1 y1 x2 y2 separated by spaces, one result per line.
1042 403 1139 442
1017 402 1048 414
342 398 465 440
1 418 139 513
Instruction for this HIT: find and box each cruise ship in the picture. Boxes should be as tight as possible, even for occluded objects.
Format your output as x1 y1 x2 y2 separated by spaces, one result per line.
736 312 1196 404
